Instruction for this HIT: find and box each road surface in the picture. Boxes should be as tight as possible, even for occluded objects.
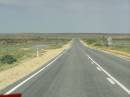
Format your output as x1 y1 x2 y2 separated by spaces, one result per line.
1 39 130 97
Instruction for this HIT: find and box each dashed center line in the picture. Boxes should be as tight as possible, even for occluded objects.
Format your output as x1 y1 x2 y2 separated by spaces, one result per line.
80 48 130 95
86 53 130 95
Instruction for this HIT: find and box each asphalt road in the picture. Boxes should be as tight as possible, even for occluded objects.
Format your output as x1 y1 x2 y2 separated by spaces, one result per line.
1 39 130 97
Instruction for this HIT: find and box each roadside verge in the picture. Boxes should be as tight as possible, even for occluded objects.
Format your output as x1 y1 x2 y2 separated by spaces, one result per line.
0 42 71 91
80 40 130 60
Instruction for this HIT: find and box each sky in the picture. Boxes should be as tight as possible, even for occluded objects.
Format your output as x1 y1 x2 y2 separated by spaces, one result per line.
0 0 130 33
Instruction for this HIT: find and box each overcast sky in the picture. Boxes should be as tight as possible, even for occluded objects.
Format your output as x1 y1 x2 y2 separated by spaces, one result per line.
0 0 129 33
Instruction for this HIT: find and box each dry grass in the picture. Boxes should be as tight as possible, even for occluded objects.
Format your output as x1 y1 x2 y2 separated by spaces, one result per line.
81 40 130 59
100 47 130 58
0 42 71 90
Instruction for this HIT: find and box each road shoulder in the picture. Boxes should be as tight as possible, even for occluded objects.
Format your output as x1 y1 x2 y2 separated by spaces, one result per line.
0 42 71 91
80 40 130 61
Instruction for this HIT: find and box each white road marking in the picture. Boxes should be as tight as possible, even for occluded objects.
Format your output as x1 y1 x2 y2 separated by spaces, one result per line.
90 47 130 62
80 41 130 94
80 40 130 62
107 77 115 85
97 67 101 71
5 50 66 95
91 61 94 64
85 53 130 95
102 50 130 62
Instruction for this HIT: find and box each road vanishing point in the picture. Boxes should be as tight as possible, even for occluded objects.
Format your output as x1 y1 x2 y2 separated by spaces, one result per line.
1 39 130 97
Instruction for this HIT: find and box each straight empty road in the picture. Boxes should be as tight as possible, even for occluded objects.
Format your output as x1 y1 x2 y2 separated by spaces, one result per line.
1 39 130 97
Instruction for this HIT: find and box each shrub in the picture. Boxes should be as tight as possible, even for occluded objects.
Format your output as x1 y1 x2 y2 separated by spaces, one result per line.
0 55 17 64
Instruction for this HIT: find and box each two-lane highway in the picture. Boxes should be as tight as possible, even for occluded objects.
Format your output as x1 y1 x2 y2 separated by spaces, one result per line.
1 39 130 97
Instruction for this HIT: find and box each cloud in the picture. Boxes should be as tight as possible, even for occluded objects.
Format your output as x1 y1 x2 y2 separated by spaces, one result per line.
0 0 129 11
0 0 18 5
0 0 129 33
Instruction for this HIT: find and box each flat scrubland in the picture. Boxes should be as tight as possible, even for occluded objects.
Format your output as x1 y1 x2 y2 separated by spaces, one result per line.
82 37 130 58
0 33 71 90
0 35 70 71
0 42 71 91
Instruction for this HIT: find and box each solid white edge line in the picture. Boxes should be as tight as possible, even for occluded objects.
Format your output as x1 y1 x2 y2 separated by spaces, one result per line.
85 53 130 95
97 67 101 71
91 61 94 64
107 77 115 85
5 50 66 95
80 40 130 62
80 40 130 94
90 47 130 62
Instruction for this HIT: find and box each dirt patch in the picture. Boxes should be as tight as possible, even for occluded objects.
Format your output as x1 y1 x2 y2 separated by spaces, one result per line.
20 48 30 50
99 48 130 59
0 42 71 90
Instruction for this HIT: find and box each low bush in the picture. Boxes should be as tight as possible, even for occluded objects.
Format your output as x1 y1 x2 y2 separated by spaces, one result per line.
0 55 17 64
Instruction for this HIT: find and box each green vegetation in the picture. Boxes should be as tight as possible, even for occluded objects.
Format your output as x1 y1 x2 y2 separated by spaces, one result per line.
0 55 17 64
83 37 107 47
0 43 35 71
82 37 130 54
0 34 70 71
